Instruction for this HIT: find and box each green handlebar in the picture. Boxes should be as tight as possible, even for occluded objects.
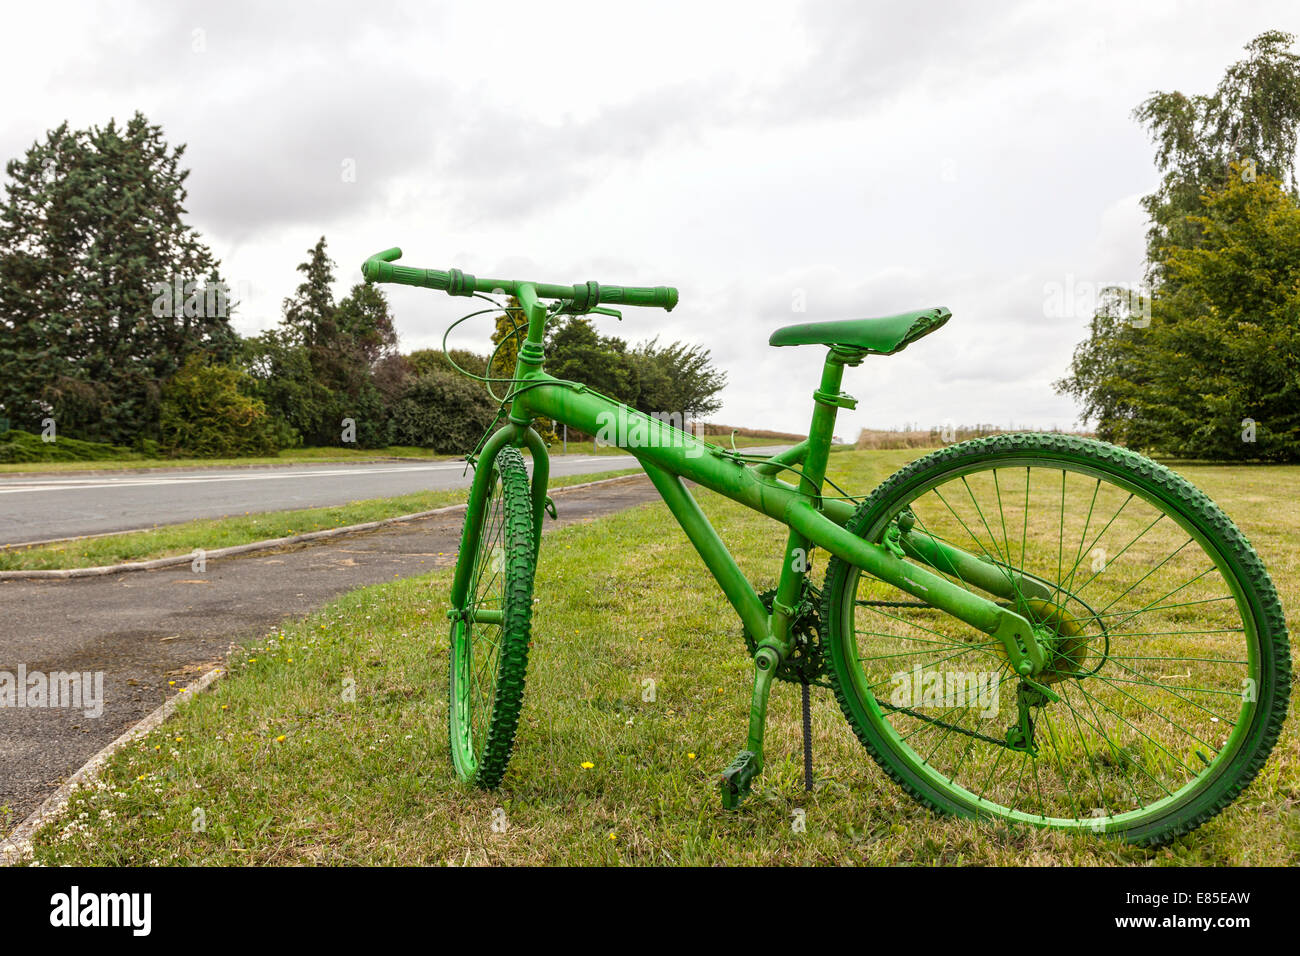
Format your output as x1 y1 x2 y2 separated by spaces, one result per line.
361 247 677 312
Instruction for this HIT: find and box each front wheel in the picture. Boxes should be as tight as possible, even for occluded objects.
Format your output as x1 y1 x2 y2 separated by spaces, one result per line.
822 433 1290 845
447 446 537 789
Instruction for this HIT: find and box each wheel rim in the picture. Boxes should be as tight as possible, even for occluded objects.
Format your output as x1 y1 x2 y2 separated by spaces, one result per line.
450 466 510 779
840 456 1260 833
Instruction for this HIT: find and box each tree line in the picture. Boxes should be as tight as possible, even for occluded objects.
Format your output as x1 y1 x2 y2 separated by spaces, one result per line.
1056 31 1300 461
0 113 725 457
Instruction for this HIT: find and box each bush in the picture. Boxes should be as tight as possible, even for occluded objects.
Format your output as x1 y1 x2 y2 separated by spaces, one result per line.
0 429 142 463
158 356 281 458
388 371 499 453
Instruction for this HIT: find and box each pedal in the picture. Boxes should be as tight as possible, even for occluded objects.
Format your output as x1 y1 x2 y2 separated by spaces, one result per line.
719 750 761 809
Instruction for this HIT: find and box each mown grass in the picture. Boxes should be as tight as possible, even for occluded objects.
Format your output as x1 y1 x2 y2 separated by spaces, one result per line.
19 447 1298 865
0 468 639 571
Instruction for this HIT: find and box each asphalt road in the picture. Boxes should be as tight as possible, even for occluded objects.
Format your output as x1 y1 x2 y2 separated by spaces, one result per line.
0 475 664 835
0 446 791 546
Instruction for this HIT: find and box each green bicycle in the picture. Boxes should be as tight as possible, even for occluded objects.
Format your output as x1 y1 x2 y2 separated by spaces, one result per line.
363 248 1290 845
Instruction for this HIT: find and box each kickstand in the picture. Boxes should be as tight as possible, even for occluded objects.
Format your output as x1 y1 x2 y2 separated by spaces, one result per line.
801 679 813 792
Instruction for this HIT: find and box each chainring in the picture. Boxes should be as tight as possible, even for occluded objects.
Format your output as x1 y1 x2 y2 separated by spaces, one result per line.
742 580 829 686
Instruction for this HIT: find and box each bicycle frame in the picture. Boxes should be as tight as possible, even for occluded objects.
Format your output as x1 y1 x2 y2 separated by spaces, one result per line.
450 284 1049 732
362 248 1287 831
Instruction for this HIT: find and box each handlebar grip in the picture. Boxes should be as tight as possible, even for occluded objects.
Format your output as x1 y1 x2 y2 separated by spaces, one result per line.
362 248 455 292
361 247 402 282
601 285 678 311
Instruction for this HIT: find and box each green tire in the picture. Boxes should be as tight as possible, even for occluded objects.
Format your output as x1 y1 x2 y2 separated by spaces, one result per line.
822 433 1290 845
448 447 537 789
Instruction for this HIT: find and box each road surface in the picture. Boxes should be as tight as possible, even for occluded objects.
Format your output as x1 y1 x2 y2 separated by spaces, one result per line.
0 476 665 835
0 447 788 546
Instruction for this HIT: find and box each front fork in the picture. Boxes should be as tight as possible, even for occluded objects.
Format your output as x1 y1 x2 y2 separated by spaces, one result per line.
447 421 550 614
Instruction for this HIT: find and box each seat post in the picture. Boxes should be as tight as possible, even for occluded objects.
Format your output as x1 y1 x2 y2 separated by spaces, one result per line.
800 347 860 498
764 346 862 676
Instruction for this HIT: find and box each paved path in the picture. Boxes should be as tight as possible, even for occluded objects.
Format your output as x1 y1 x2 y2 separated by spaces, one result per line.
0 446 789 546
0 476 661 834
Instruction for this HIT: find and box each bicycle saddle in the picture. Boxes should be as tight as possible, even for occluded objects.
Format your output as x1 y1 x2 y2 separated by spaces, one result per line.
768 307 951 355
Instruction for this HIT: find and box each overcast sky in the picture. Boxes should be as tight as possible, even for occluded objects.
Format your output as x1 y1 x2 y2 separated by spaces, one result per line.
3 1 1295 437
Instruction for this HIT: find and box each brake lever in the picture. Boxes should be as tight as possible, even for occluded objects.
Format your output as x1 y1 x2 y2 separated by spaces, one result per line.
550 300 622 321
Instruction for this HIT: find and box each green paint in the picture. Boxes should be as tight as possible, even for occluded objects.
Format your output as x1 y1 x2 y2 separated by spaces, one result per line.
364 249 1290 844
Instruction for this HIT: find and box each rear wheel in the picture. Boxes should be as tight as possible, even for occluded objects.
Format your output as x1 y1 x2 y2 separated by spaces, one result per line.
448 447 536 789
822 434 1290 845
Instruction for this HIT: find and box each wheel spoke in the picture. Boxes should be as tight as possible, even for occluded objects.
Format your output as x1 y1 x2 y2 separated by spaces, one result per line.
832 439 1270 836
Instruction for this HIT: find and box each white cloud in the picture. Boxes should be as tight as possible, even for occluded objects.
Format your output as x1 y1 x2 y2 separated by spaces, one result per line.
2 0 1294 436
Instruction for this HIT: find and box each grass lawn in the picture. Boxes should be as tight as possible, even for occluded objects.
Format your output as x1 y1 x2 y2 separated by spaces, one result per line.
18 447 1299 865
0 468 639 571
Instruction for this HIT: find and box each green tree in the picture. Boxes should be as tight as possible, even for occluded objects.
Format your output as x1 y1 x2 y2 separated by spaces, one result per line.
408 347 488 379
547 319 728 423
388 371 500 453
282 236 338 348
242 328 330 448
1134 30 1300 279
158 355 280 457
336 281 398 365
1058 31 1300 451
1130 168 1300 460
1054 290 1150 446
630 338 727 421
273 237 396 447
0 113 237 443
547 317 636 401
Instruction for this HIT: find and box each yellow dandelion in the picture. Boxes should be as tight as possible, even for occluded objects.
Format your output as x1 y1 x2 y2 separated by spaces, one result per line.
580 761 594 770
687 753 696 760
276 735 286 743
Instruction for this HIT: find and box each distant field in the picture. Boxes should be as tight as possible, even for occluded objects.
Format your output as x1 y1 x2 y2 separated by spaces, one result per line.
20 446 1296 865
855 427 1094 450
